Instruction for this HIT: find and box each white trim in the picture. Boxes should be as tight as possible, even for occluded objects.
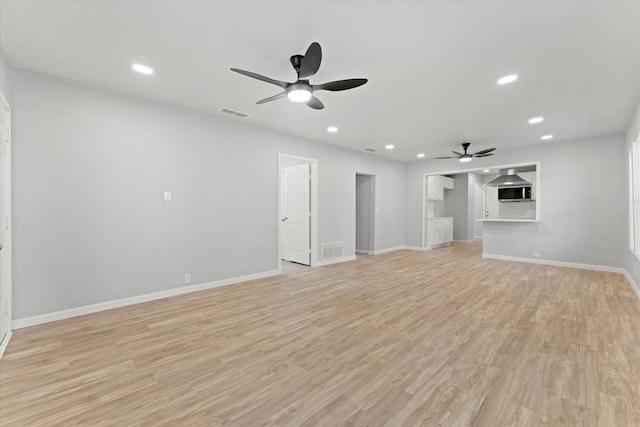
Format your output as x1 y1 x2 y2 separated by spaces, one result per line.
482 254 623 274
0 331 11 358
623 270 640 300
356 249 372 255
0 92 11 348
13 269 281 329
403 245 428 251
453 239 475 243
314 255 357 267
371 246 407 255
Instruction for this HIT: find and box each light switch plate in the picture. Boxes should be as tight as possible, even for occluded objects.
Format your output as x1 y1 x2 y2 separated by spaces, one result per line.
164 191 172 202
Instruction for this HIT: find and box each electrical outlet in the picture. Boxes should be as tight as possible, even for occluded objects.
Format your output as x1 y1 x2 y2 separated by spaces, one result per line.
184 274 191 284
532 252 541 258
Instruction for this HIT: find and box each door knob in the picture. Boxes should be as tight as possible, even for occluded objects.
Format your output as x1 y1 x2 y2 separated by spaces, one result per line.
281 217 288 222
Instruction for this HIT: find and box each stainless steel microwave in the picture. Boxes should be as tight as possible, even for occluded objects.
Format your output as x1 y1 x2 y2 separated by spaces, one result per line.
498 186 532 202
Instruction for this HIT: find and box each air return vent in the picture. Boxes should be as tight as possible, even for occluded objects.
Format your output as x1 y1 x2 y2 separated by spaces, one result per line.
322 241 344 260
364 148 377 152
218 107 250 118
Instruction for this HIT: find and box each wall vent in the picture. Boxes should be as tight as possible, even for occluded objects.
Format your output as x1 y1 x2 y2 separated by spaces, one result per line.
218 107 250 118
364 148 377 152
322 241 344 260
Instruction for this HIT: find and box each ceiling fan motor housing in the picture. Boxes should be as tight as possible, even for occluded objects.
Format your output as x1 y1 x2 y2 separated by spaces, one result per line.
290 55 304 74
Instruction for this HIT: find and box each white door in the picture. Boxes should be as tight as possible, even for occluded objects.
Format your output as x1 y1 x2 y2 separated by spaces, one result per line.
282 164 310 265
0 95 10 351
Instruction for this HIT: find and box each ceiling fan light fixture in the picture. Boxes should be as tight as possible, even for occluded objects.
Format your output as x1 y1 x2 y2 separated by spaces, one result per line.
459 154 473 162
287 88 312 103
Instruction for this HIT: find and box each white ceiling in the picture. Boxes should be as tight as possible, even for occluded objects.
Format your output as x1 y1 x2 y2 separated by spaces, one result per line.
1 1 638 162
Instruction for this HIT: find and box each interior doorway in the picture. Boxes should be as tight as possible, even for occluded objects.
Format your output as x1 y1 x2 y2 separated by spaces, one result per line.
278 154 318 267
0 93 12 358
355 173 375 254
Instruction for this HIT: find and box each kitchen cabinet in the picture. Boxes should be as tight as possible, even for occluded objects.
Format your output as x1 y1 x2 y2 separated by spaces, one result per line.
427 217 453 247
427 176 443 200
427 175 455 200
440 176 455 190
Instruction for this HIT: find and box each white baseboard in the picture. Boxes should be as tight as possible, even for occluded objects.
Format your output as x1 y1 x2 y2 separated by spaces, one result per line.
314 255 357 267
403 246 428 251
0 331 12 358
12 269 282 329
371 246 407 255
482 254 624 274
453 239 475 243
623 270 640 300
356 249 372 255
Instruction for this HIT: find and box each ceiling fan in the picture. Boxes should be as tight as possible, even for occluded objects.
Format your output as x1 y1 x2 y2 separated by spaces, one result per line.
230 42 368 110
434 142 496 162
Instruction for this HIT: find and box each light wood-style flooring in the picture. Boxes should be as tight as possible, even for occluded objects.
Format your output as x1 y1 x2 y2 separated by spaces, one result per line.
1 241 639 426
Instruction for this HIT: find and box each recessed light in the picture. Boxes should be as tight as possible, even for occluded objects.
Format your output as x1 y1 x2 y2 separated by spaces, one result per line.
528 117 544 124
385 144 394 150
417 153 425 158
541 134 554 140
483 169 490 173
327 126 338 133
132 63 153 75
497 74 518 85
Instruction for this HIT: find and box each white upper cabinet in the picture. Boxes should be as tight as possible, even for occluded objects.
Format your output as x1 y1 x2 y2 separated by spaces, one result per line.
427 175 455 200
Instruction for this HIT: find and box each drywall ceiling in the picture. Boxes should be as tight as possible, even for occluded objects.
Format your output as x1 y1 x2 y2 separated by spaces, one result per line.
1 1 638 162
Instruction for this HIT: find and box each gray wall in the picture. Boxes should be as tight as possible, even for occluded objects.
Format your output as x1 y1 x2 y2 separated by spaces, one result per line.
624 100 640 286
355 175 372 251
0 50 10 104
443 174 469 241
406 134 625 268
468 173 481 240
11 71 405 318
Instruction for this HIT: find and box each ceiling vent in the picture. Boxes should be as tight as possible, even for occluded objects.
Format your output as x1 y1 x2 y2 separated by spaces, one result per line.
218 107 250 118
364 148 377 152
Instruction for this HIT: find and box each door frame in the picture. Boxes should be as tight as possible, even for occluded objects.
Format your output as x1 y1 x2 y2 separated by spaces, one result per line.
278 153 318 268
0 92 12 358
421 161 540 249
355 173 376 254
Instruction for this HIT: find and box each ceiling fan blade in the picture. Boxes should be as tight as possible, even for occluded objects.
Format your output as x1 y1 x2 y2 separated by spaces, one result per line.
230 68 288 89
306 96 324 110
473 148 496 155
298 42 322 79
434 156 457 159
313 78 368 92
474 153 494 158
256 91 287 104
451 151 463 156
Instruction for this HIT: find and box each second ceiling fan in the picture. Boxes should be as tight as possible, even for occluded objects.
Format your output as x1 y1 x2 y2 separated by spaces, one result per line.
434 142 496 162
231 42 368 110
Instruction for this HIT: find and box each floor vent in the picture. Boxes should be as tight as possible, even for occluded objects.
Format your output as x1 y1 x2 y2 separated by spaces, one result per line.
364 148 377 152
218 107 250 118
322 241 344 260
